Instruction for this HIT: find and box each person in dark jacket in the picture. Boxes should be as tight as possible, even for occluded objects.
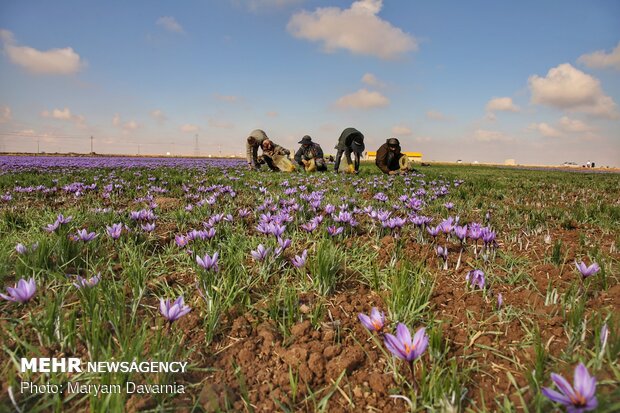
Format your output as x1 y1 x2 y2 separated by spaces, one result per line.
334 127 365 174
295 136 327 172
376 138 410 175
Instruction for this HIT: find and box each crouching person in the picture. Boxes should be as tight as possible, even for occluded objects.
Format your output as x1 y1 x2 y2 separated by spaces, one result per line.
260 139 295 172
376 138 411 175
295 135 327 172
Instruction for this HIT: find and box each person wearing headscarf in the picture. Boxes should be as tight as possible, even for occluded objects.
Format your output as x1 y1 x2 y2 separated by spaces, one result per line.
334 127 365 174
260 139 292 171
375 138 410 175
294 135 327 172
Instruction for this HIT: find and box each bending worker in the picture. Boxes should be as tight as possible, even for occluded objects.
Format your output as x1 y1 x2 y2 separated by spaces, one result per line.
334 127 365 174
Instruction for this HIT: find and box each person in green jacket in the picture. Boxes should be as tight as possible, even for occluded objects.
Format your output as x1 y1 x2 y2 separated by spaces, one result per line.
334 127 365 174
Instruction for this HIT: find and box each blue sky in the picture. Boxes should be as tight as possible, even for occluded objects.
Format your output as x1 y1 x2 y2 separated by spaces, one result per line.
1 0 619 166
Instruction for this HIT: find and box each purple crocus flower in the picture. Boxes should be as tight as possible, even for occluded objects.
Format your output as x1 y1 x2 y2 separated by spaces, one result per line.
196 252 219 272
453 225 468 242
73 273 101 289
300 221 318 233
141 222 156 232
1 278 36 303
251 244 271 261
426 225 440 238
466 269 485 289
374 193 388 202
270 223 287 238
291 250 308 268
481 227 496 245
204 227 216 239
468 223 483 240
358 308 385 332
76 229 98 242
44 220 61 233
327 226 344 237
436 245 448 260
444 202 454 210
175 234 188 248
600 324 609 351
438 218 454 234
56 214 73 224
497 293 503 309
384 324 429 362
542 363 597 412
174 234 189 248
277 237 291 251
15 243 28 255
159 296 191 323
575 261 600 279
106 223 123 240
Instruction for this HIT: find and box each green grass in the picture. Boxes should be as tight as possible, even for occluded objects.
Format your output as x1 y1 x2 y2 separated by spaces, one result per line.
0 161 619 412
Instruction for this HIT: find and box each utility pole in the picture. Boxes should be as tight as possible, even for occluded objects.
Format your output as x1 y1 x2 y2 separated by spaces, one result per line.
194 134 200 157
37 138 40 154
90 136 94 153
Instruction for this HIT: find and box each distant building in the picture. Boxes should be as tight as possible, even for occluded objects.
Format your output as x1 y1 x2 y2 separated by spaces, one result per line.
365 151 423 162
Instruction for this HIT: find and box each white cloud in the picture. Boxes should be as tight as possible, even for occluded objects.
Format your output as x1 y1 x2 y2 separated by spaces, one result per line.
1 29 83 75
0 105 12 123
486 97 520 112
528 122 562 138
208 118 234 129
474 129 513 143
287 0 418 60
123 121 139 132
266 111 279 117
215 94 239 103
156 17 185 34
335 88 389 109
42 107 72 120
528 63 619 119
578 42 620 71
235 0 303 12
150 109 167 123
40 107 86 127
391 125 412 136
558 116 591 133
180 124 200 133
426 110 448 121
112 113 121 127
361 73 383 87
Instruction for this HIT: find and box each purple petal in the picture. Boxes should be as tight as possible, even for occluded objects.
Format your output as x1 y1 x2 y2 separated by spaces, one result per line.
542 387 572 405
358 313 374 331
411 327 429 359
159 298 169 318
573 363 596 399
551 373 577 401
384 333 406 360
395 323 412 347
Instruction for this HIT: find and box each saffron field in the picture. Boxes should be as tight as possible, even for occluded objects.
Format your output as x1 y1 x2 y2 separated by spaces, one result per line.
0 155 619 412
